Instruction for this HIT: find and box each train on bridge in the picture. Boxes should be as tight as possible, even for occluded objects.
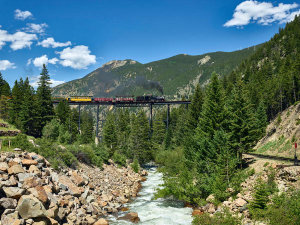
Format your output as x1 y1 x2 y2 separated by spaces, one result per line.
53 95 166 103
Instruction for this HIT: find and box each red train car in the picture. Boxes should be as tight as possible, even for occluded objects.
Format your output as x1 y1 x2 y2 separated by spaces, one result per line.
94 97 114 102
115 96 134 102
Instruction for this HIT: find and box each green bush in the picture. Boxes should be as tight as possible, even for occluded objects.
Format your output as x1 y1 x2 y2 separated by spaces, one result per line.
250 190 300 224
13 133 31 150
33 138 77 170
131 158 140 173
112 151 127 167
94 144 110 163
42 119 60 141
192 210 241 225
68 145 103 168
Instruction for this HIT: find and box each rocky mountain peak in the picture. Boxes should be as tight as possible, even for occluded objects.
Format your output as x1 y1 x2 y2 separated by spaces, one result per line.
101 60 137 71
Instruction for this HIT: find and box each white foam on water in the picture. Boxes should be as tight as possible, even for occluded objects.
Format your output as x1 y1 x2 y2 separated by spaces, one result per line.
109 167 193 225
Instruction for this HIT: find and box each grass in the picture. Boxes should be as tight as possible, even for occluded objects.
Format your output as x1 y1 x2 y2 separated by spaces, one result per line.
256 136 295 159
0 119 19 131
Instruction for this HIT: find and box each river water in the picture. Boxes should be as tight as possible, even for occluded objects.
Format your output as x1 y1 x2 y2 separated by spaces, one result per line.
109 167 193 225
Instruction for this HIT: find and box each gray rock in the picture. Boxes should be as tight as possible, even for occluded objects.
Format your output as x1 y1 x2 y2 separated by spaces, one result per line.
3 187 25 199
0 198 17 209
17 195 47 219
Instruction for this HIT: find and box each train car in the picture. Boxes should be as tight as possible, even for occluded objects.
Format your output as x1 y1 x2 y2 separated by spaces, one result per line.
136 95 165 102
67 96 93 102
94 97 114 102
115 96 134 102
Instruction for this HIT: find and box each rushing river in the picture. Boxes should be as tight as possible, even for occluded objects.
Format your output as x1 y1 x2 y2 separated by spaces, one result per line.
109 167 193 225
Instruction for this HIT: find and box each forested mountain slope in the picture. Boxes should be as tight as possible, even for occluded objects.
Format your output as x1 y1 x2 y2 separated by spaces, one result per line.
225 15 300 120
52 46 259 99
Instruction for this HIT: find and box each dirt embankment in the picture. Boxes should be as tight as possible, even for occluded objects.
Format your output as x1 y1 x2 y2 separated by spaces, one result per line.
255 103 300 158
0 151 147 225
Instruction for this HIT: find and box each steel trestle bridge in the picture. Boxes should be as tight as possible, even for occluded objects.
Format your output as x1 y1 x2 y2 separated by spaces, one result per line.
52 100 191 139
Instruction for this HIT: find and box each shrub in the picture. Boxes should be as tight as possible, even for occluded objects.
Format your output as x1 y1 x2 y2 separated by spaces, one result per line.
94 144 110 163
192 210 241 225
131 158 140 173
68 145 103 168
112 151 127 167
13 133 31 150
42 119 60 141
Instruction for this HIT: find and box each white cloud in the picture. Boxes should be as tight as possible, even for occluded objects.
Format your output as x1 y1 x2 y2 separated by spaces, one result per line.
0 27 37 50
37 37 71 48
14 9 33 20
224 1 300 27
22 23 48 34
32 55 59 68
9 31 37 50
0 60 16 71
56 45 96 69
29 75 65 88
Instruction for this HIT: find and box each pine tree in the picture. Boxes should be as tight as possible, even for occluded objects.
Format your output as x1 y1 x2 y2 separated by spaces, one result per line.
80 111 94 144
19 78 36 135
116 109 131 156
36 65 54 136
55 100 71 125
186 84 204 131
0 72 11 97
197 72 226 139
103 112 118 156
152 111 166 146
9 79 23 127
228 80 257 166
129 110 152 164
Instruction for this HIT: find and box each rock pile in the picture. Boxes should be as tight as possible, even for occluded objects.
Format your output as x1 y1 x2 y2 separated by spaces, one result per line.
0 151 146 225
192 165 300 224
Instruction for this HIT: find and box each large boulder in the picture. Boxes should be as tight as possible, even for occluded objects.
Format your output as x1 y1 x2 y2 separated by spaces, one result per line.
118 212 140 223
8 165 24 175
234 197 247 207
3 187 25 199
16 195 47 219
1 209 21 225
0 162 8 172
58 176 83 196
21 159 38 166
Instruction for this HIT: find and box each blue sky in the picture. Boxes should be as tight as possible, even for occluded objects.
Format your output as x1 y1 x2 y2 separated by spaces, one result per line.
0 0 299 87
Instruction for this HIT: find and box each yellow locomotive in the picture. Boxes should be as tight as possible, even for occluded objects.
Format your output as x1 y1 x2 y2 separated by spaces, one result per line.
66 96 93 102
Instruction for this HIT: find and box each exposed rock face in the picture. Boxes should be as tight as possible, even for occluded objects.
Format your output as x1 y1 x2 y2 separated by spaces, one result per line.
0 151 145 224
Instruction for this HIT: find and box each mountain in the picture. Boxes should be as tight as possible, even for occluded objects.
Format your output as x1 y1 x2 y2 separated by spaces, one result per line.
226 15 300 120
52 46 260 99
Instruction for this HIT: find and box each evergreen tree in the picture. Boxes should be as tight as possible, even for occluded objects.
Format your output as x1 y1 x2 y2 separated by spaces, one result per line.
228 80 257 166
9 79 23 127
103 112 118 156
129 110 152 164
0 72 11 97
19 78 36 135
116 109 131 156
186 84 204 131
80 111 94 144
36 65 54 136
55 100 71 125
152 111 166 146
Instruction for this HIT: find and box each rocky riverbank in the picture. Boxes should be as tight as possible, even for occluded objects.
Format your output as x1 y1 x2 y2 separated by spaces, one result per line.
191 155 300 224
0 151 147 225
